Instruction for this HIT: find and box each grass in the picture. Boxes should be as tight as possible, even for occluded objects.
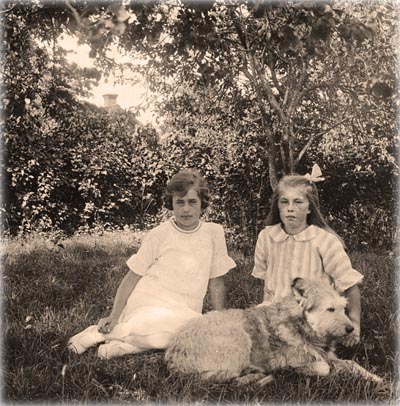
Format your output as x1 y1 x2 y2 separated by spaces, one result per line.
2 231 398 404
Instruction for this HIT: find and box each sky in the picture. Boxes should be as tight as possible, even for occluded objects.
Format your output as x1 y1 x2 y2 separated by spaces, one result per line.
59 35 157 125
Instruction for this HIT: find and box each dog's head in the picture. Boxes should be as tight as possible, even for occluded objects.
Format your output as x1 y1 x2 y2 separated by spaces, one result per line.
291 277 354 341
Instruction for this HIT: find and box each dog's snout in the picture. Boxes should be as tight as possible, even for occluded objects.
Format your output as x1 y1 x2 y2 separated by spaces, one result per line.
346 325 354 334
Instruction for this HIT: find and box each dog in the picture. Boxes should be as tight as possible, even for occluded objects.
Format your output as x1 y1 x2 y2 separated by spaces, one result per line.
165 277 383 385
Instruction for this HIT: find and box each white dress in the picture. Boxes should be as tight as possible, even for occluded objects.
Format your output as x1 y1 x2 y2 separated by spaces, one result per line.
68 219 236 356
111 219 236 342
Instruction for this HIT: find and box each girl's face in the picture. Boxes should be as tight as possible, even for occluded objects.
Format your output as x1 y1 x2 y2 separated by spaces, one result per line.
172 188 202 231
278 186 311 235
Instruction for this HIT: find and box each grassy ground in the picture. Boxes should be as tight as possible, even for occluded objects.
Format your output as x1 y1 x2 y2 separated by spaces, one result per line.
2 231 398 404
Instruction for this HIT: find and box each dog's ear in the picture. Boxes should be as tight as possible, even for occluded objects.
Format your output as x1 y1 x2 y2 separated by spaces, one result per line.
326 273 336 289
292 278 315 309
292 277 308 299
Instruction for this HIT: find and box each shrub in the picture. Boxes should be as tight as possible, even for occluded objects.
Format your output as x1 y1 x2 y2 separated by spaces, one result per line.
3 100 167 235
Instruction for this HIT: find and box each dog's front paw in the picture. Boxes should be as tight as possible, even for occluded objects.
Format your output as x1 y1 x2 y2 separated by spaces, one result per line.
331 359 384 383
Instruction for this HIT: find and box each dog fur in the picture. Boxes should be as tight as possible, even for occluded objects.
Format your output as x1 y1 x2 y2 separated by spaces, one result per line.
165 277 383 385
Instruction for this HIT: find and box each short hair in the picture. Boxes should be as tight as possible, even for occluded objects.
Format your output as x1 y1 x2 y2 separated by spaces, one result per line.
164 169 210 210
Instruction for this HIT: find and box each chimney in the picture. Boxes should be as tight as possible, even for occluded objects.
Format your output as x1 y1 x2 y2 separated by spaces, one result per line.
103 93 118 108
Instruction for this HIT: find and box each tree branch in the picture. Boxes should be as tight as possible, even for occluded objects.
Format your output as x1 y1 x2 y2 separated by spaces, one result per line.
0 5 15 14
64 0 82 28
231 7 286 122
289 57 308 116
270 61 284 97
294 115 356 167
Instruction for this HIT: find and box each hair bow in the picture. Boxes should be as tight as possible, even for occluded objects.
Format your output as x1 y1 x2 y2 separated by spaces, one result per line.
304 164 325 183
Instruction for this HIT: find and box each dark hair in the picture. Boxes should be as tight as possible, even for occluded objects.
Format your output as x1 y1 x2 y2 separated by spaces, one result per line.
266 174 343 244
164 169 210 210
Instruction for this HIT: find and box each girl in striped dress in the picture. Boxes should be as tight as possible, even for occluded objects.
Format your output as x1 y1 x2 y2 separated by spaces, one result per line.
252 165 363 348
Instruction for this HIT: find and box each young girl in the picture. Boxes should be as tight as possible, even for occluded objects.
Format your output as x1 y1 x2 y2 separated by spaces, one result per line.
68 169 236 359
252 165 363 348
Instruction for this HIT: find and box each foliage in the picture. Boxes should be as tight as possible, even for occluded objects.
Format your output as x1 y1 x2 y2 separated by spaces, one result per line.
108 0 398 249
97 0 398 188
4 97 166 234
316 163 397 249
3 233 396 402
1 1 398 250
2 2 167 234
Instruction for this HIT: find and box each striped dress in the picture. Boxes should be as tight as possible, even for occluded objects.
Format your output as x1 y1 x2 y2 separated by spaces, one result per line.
252 224 363 305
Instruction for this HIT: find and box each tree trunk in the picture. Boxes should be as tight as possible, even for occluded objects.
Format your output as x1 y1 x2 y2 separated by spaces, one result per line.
266 128 279 190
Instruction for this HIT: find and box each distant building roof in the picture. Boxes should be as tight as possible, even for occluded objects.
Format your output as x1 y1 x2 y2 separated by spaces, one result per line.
102 93 141 128
103 93 119 108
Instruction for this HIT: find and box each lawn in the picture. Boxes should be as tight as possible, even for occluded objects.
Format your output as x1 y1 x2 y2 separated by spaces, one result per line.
2 231 398 404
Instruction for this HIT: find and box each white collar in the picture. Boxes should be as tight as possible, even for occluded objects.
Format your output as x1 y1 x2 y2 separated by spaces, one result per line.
169 218 202 234
268 223 318 242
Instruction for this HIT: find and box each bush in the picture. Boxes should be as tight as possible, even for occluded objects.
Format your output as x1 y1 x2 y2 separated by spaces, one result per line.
3 87 397 250
3 100 166 235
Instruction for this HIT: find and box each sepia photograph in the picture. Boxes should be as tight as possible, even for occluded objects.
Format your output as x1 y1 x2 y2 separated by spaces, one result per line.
2 0 398 404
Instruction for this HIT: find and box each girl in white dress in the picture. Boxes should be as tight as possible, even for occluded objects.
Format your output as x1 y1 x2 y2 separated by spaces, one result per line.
68 169 236 359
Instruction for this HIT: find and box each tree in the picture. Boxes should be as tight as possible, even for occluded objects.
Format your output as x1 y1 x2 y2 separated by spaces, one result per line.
6 0 396 190
2 0 397 247
72 0 396 189
1 1 165 234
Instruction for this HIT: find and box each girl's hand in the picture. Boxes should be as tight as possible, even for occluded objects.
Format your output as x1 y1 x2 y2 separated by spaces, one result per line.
98 316 118 334
341 324 360 347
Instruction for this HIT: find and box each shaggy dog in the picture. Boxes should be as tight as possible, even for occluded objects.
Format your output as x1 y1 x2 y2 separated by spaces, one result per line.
165 278 383 385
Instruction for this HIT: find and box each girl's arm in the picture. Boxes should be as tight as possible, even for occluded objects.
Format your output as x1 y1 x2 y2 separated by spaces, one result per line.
98 269 142 333
341 284 361 347
208 276 226 311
